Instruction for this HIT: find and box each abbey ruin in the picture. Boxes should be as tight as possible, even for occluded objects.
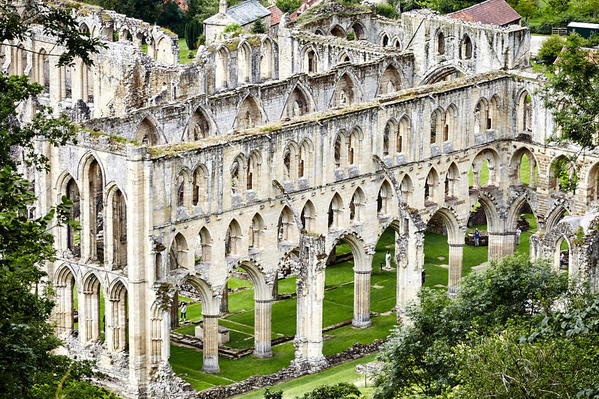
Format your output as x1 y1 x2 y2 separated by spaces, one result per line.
6 0 599 397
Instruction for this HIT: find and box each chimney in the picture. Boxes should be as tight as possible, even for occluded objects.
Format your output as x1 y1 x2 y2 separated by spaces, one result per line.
219 0 227 14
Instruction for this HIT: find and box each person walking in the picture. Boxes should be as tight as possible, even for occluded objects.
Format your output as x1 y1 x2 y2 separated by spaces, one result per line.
515 227 522 245
180 302 187 322
474 229 480 247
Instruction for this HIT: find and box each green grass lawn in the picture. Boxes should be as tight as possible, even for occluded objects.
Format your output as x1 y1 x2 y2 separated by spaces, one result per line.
179 38 194 64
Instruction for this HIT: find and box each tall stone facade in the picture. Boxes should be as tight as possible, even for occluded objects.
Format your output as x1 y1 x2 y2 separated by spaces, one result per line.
5 1 599 397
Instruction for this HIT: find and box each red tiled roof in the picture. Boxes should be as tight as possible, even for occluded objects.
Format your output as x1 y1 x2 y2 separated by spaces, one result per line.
267 5 283 26
448 0 521 27
290 0 320 21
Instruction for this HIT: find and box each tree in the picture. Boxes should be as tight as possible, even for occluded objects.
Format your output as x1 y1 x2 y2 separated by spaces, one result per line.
158 0 185 36
0 2 116 398
373 256 568 398
542 34 599 150
251 19 266 34
537 34 565 64
513 0 536 23
185 19 202 50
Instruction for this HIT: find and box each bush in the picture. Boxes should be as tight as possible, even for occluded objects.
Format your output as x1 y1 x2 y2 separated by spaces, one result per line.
184 19 202 50
263 388 283 399
298 382 361 399
375 3 398 18
346 31 355 40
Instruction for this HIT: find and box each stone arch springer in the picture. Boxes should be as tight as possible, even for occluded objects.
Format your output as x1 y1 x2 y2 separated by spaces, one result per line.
326 229 370 272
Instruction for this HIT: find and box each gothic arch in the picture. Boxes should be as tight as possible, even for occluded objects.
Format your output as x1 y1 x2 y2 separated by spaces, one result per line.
216 46 229 89
278 206 298 243
184 106 217 141
377 180 394 216
338 52 351 64
349 186 366 222
460 34 473 59
378 65 402 96
281 83 313 119
234 94 266 130
260 38 275 80
425 167 441 203
136 116 160 145
430 107 444 145
303 46 318 74
169 232 190 271
237 41 252 84
195 226 213 263
331 72 361 107
328 192 344 229
301 200 316 232
225 219 243 257
249 213 265 250
445 162 460 199
328 232 368 272
400 173 414 205
516 89 533 132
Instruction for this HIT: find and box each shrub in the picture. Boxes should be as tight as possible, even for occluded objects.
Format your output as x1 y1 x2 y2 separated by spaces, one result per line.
275 0 301 13
375 3 398 18
346 31 355 40
223 23 243 36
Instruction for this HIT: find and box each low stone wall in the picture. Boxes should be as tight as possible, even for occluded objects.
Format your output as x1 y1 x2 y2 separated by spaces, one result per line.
195 339 386 399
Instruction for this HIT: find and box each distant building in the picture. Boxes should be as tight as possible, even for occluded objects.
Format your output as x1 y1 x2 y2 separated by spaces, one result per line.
567 22 599 39
204 0 272 44
448 0 521 27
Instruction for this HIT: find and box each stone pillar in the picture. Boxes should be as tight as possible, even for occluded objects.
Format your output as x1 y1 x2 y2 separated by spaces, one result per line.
448 242 464 294
126 147 151 396
293 235 327 371
254 298 273 358
220 283 229 314
353 265 372 328
488 231 516 261
202 314 220 373
396 228 424 317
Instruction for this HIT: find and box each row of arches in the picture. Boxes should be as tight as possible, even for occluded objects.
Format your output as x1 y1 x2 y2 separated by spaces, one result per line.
215 38 276 90
57 155 127 268
2 44 93 104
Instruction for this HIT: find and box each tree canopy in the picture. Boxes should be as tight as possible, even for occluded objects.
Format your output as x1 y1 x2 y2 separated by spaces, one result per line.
0 2 116 398
542 34 599 150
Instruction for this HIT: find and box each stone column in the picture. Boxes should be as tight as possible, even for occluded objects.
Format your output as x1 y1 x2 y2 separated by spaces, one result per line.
202 314 220 373
254 298 273 358
293 235 327 371
448 242 464 294
126 147 151 396
396 228 424 317
220 283 229 314
353 268 372 328
488 231 516 261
